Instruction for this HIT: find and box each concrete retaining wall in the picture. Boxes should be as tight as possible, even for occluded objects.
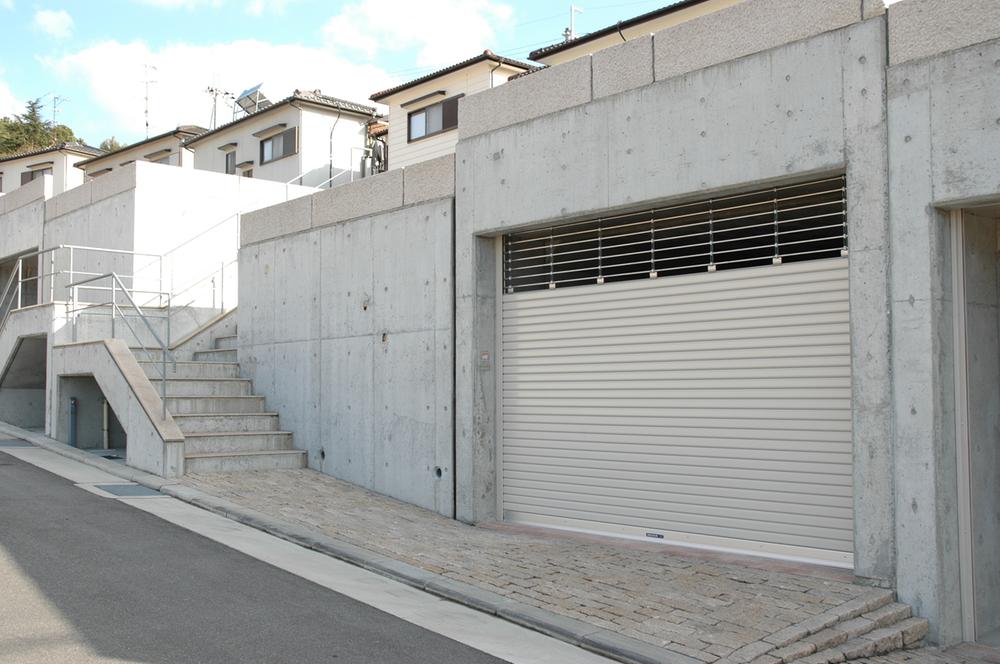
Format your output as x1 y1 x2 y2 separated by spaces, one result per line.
888 0 1000 65
455 21 894 594
238 155 456 515
887 34 1000 645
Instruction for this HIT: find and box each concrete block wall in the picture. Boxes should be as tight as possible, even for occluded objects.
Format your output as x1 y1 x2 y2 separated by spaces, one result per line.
458 0 870 140
238 154 456 516
0 175 50 262
888 0 1000 65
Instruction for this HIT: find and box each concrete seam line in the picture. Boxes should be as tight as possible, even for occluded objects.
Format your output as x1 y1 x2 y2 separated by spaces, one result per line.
0 420 672 664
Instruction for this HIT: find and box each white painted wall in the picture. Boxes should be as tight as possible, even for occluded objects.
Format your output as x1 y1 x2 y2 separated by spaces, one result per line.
191 104 369 187
79 135 193 178
0 150 90 196
383 62 525 170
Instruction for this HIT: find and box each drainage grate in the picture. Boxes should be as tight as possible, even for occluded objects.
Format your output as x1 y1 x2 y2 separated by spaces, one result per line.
94 484 162 497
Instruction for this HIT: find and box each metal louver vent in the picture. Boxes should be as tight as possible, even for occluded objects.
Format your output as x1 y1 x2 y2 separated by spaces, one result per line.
504 175 847 293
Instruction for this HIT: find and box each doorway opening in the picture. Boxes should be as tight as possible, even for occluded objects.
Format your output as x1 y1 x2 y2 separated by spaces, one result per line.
952 208 1000 646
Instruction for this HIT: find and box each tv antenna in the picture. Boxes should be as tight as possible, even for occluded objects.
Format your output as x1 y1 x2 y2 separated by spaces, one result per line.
563 5 584 42
143 64 158 138
205 85 235 130
52 95 69 126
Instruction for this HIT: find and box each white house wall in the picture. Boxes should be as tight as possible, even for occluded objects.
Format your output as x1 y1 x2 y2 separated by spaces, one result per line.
80 135 192 178
386 63 523 171
0 151 87 196
296 106 369 187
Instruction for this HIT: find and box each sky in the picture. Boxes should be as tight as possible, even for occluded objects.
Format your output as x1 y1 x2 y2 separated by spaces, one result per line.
0 0 691 145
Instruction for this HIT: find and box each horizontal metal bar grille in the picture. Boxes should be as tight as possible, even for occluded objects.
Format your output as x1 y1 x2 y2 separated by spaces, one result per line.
504 176 847 293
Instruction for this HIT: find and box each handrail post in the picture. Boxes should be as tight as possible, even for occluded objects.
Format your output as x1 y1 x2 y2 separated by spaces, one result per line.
219 261 225 312
68 247 74 297
15 260 22 310
110 279 116 339
49 250 55 303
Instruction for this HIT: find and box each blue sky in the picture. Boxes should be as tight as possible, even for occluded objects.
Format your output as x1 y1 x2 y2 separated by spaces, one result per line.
0 0 678 145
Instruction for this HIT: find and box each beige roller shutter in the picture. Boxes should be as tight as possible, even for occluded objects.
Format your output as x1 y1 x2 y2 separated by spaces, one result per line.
500 257 853 566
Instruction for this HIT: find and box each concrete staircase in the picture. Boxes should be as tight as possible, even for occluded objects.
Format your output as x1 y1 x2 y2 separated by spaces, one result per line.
748 589 930 664
137 329 305 473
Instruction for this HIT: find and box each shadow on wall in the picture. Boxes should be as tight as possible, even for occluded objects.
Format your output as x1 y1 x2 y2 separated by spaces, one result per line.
0 336 46 429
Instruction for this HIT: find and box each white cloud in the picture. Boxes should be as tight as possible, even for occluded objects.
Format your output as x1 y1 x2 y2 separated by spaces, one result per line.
0 80 21 118
45 40 393 140
323 0 513 69
1 1 14 11
33 9 74 39
135 0 289 14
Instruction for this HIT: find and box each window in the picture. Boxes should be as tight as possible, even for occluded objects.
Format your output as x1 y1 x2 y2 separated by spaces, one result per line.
408 96 460 142
154 153 172 165
225 150 236 175
21 168 52 185
0 175 3 192
260 127 297 165
241 169 253 178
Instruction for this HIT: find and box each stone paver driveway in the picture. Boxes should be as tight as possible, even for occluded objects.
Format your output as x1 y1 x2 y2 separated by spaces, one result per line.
185 469 930 664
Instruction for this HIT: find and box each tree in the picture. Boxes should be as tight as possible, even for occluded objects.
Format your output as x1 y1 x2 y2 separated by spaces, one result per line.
0 98 81 157
100 136 124 152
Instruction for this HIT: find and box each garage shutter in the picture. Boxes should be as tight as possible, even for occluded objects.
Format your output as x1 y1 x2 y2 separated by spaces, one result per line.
499 177 853 566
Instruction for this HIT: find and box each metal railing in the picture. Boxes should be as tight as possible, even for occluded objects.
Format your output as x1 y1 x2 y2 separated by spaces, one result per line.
66 272 175 418
0 244 163 332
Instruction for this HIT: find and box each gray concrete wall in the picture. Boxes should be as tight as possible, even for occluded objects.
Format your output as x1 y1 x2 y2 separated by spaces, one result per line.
238 156 456 516
0 389 45 429
454 19 895 594
887 35 1000 645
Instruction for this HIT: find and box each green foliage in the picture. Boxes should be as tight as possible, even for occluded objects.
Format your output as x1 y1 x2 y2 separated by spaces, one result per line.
0 98 81 157
99 136 124 152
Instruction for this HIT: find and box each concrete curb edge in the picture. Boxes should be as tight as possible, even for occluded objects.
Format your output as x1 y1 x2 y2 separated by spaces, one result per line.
0 421 697 664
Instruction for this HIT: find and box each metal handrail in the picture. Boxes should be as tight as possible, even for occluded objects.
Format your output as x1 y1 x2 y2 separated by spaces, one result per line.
67 272 175 418
170 258 237 311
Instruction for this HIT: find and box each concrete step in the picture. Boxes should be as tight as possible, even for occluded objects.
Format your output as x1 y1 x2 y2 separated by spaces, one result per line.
184 449 307 473
172 412 280 434
214 334 238 350
163 378 252 397
193 348 237 362
139 361 240 380
769 598 926 664
184 431 293 455
165 395 265 415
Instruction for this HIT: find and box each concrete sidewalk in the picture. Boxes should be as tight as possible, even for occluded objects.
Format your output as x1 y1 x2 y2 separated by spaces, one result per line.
183 468 922 664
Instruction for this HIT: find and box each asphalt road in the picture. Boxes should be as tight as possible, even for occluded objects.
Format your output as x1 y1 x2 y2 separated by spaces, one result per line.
0 451 508 664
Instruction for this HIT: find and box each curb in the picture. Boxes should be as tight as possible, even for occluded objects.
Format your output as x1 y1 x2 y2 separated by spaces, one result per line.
0 422 697 664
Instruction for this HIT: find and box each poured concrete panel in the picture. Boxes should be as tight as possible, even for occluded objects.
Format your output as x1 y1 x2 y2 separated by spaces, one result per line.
238 197 454 515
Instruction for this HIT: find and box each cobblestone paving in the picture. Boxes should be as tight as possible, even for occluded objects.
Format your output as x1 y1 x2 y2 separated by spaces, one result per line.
861 645 1000 664
183 468 895 661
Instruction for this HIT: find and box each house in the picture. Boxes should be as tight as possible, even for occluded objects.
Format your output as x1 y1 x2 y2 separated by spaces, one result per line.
0 142 104 197
184 89 378 188
75 125 207 179
528 0 744 66
369 50 533 170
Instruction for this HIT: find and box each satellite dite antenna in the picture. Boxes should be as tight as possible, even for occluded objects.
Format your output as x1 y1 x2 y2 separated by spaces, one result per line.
233 84 272 121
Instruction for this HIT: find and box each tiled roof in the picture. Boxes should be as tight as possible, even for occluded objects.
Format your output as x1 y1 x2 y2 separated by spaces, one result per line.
369 50 535 102
184 89 377 147
0 141 104 164
528 0 709 61
75 125 208 167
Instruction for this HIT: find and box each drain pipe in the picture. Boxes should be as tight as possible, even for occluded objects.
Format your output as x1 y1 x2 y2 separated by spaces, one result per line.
328 111 342 188
102 398 110 449
69 397 78 448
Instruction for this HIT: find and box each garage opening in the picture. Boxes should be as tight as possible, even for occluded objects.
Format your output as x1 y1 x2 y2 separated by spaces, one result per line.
499 175 853 566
